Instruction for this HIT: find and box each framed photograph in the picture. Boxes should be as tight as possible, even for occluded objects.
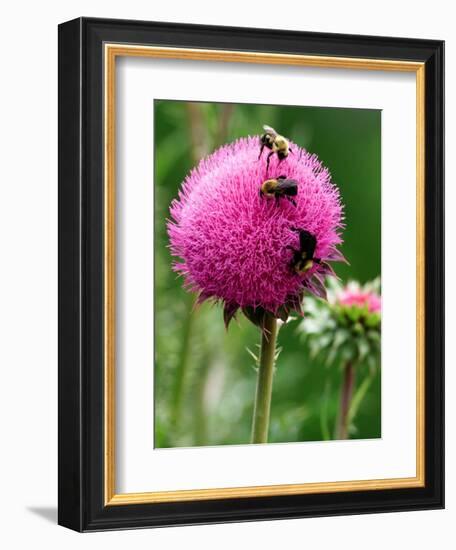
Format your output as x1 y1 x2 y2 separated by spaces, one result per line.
58 17 444 531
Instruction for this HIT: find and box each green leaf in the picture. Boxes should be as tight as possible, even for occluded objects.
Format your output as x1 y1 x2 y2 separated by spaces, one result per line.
325 346 338 366
365 312 381 328
333 328 350 348
352 321 364 335
340 342 356 362
356 338 370 361
303 297 320 315
345 306 362 322
301 318 323 334
309 340 321 359
348 423 359 436
367 329 380 342
317 333 333 349
367 353 379 374
348 372 376 425
320 380 332 441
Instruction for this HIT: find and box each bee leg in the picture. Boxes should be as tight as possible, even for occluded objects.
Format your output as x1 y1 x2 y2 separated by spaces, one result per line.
287 197 297 207
275 195 280 206
289 147 294 154
258 144 265 160
266 151 274 173
285 248 298 271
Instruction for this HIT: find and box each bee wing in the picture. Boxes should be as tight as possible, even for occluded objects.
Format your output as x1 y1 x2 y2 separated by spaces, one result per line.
262 124 277 136
299 230 317 255
277 178 298 189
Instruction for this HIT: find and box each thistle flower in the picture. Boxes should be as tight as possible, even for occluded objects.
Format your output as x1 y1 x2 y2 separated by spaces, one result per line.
168 136 345 326
299 278 381 372
298 278 381 439
338 283 381 314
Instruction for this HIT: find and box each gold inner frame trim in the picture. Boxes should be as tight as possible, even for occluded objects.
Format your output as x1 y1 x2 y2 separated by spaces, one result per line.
104 44 426 506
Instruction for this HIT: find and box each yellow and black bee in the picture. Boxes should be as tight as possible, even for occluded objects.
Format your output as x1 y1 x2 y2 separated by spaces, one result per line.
258 125 293 172
287 228 321 274
260 176 298 206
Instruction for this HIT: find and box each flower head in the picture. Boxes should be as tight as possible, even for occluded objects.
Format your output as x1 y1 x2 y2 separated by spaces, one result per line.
168 136 345 326
299 278 381 370
338 285 381 314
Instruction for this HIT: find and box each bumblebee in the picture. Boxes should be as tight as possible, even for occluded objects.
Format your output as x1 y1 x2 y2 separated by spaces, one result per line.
287 228 321 274
260 176 298 206
258 125 293 172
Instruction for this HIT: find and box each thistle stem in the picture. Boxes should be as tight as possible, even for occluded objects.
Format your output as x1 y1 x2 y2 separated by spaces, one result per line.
335 360 355 440
170 297 195 431
251 313 278 444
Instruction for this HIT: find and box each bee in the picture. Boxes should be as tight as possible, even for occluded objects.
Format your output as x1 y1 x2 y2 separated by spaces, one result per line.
259 125 293 172
260 176 298 206
286 228 322 274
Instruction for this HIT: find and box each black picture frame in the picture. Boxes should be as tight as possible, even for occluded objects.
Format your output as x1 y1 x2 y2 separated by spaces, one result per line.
58 17 444 532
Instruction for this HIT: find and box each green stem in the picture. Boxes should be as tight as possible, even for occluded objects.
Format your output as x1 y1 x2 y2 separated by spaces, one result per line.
214 104 234 146
170 295 195 431
251 314 278 444
193 351 212 446
320 380 332 441
347 371 374 427
335 360 355 440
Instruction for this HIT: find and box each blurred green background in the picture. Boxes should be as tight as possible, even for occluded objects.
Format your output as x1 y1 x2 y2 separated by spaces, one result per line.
154 100 381 448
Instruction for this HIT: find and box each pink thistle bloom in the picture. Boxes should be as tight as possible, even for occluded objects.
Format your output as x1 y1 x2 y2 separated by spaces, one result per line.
168 136 345 325
338 287 381 313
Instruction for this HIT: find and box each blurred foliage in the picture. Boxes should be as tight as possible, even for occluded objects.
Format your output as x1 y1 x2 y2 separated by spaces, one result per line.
298 278 381 439
154 100 381 448
300 278 381 372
